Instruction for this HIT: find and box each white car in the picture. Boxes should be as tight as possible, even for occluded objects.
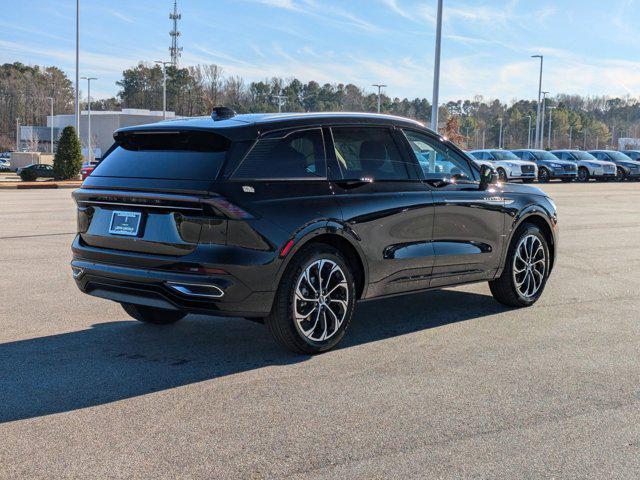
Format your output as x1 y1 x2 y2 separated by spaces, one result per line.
550 150 617 182
468 149 538 183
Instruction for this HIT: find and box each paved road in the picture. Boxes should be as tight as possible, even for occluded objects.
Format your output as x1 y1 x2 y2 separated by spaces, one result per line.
1 184 638 479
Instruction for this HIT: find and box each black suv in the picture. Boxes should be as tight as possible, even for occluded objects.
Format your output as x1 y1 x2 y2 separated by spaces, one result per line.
72 110 558 353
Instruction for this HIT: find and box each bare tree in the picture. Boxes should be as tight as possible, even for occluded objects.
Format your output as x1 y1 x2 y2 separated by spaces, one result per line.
27 131 39 152
201 64 224 109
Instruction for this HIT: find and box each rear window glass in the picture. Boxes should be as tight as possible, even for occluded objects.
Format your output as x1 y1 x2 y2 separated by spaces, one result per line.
92 131 230 180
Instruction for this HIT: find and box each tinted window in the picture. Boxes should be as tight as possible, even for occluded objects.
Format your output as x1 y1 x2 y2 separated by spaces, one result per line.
233 128 326 180
491 150 520 160
94 131 230 180
404 130 475 181
332 127 412 180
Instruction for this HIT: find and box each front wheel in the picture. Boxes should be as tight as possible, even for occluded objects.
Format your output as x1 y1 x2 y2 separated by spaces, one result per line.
616 167 627 182
538 168 550 183
497 168 507 182
266 245 356 354
577 167 590 182
489 224 550 308
121 303 186 324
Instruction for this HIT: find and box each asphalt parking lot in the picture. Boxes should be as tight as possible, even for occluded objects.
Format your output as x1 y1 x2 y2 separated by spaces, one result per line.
1 183 639 479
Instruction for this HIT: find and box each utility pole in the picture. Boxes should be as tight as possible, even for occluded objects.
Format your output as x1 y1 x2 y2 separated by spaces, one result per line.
431 0 443 132
547 106 556 149
16 117 20 151
75 0 80 135
532 55 544 149
583 128 587 150
47 97 54 153
81 77 97 162
155 61 172 120
273 94 287 113
540 92 549 149
498 117 503 149
372 84 387 114
482 130 486 149
525 115 532 148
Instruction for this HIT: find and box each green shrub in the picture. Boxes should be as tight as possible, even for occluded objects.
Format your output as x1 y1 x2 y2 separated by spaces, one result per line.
20 168 37 182
53 126 83 180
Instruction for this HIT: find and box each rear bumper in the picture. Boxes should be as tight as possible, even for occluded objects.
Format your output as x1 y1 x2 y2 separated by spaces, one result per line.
71 236 276 317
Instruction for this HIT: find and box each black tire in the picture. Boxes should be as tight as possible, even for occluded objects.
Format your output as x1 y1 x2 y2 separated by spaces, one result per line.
522 179 535 184
577 167 590 182
497 168 507 182
121 303 186 324
266 244 356 354
616 167 627 182
538 168 550 183
489 224 550 308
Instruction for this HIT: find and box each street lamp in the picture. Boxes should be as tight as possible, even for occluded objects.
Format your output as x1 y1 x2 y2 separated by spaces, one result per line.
531 55 544 148
498 117 503 149
155 61 172 120
81 77 97 162
16 117 20 151
524 115 532 149
75 0 80 135
47 97 54 153
431 0 443 132
547 106 556 149
569 125 573 149
540 91 549 149
372 84 387 114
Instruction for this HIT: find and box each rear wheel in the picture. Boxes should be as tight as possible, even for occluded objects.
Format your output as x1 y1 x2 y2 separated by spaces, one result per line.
121 303 186 324
489 224 550 308
577 167 590 182
266 245 356 354
616 167 627 182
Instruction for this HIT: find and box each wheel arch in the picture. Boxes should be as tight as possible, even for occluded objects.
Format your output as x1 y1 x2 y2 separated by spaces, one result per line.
503 207 557 274
275 222 369 300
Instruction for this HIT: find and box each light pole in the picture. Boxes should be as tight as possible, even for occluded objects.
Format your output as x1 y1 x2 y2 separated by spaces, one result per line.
75 0 80 135
569 125 573 149
547 106 556 149
81 77 97 161
540 91 549 149
47 97 54 153
431 0 443 132
498 117 503 149
16 117 20 151
155 61 172 120
372 84 387 114
482 130 486 149
532 55 543 149
524 115 532 148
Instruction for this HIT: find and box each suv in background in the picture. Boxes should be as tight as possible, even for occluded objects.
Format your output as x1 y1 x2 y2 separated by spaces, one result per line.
511 149 577 183
72 110 558 354
587 150 640 181
620 150 640 161
469 149 537 183
551 150 617 182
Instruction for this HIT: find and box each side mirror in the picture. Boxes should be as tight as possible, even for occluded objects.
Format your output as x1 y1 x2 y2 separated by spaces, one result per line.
479 164 498 190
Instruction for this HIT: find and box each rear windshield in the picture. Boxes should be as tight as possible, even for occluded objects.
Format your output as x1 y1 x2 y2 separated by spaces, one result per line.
92 131 230 180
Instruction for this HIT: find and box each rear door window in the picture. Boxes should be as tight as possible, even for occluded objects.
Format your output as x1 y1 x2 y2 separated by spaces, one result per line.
331 127 414 180
92 131 230 180
232 128 326 180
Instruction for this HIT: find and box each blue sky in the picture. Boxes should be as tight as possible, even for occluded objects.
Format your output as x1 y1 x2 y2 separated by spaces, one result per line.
2 0 640 102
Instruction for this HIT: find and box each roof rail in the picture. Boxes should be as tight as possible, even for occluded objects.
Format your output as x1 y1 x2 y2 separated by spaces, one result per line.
211 106 236 121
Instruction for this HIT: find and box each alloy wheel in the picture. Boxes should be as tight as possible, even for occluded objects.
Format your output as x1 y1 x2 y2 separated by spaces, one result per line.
578 168 589 182
293 259 349 342
512 234 546 299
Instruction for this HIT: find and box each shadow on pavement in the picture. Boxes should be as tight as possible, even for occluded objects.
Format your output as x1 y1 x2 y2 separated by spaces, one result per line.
0 289 507 423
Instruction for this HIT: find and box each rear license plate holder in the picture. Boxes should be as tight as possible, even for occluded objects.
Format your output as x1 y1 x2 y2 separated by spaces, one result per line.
109 211 142 236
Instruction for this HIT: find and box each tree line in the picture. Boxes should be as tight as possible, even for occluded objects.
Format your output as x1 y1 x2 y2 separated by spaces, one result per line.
2 60 640 152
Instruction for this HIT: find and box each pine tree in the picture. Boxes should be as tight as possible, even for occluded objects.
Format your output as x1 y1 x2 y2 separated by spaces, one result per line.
53 126 83 180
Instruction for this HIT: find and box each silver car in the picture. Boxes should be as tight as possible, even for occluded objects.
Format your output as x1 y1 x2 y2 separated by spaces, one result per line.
551 150 617 182
468 149 538 183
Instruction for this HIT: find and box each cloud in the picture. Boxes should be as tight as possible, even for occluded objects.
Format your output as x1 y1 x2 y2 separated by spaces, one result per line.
106 9 134 23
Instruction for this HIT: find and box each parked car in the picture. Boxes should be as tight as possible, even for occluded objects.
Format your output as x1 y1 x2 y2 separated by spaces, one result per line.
620 150 640 161
510 149 578 183
17 163 55 180
72 110 558 354
468 149 537 183
81 160 99 180
0 158 11 172
587 150 640 181
550 150 617 182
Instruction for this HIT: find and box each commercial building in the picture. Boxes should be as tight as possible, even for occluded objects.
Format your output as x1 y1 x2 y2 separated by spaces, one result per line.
19 109 176 158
